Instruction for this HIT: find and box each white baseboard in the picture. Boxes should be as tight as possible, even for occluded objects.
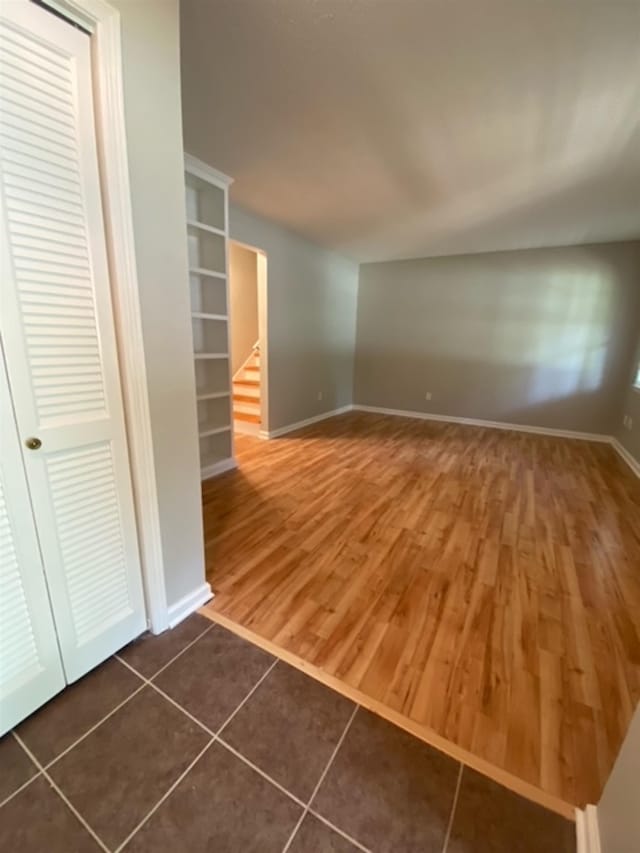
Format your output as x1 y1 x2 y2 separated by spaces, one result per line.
352 404 611 443
167 582 213 629
610 438 640 478
201 457 237 481
266 405 353 438
576 805 602 853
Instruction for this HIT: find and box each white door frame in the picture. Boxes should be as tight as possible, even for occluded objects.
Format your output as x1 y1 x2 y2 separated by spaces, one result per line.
43 0 168 632
229 239 270 437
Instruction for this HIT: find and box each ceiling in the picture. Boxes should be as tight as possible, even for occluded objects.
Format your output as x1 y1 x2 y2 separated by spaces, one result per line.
180 0 640 263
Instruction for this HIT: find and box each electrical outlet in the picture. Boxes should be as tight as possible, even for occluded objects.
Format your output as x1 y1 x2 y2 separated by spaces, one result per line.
623 414 632 430
425 391 432 401
317 391 323 401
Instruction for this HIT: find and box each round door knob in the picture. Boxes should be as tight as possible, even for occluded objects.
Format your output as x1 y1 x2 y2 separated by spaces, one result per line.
25 437 42 450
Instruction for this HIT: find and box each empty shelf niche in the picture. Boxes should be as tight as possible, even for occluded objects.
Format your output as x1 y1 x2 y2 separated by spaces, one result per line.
185 171 225 232
194 358 229 396
192 317 228 356
200 430 232 469
190 273 227 316
198 395 231 436
187 226 225 275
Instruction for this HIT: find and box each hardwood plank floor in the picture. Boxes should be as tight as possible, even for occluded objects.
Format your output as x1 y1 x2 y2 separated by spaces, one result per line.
201 411 640 811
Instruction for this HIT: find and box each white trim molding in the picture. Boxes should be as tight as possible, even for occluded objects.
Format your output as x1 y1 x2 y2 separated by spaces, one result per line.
610 438 640 478
352 404 612 443
52 0 168 632
167 583 213 629
201 457 237 481
576 805 602 853
265 405 353 439
184 152 233 189
256 251 270 435
227 238 271 438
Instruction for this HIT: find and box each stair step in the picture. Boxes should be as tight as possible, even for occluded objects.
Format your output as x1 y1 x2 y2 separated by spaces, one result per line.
234 411 260 424
244 364 259 372
234 399 259 413
234 393 260 404
234 378 259 388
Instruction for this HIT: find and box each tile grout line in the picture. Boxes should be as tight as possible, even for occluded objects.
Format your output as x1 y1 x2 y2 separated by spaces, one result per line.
112 657 285 850
215 737 306 808
9 633 373 853
441 762 464 853
43 683 147 773
120 649 279 743
115 655 216 738
215 657 280 734
116 620 214 682
7 709 368 853
281 704 362 853
6 629 370 853
118 651 279 742
113 737 216 853
144 622 216 679
116 621 272 741
307 808 373 853
0 768 43 810
304 704 359 803
2 623 213 815
215 733 371 853
11 731 111 853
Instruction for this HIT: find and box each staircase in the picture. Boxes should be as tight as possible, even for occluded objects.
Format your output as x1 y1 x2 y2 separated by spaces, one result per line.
233 343 261 433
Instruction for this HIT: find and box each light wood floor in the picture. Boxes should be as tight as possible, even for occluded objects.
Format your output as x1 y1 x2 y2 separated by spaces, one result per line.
201 411 640 813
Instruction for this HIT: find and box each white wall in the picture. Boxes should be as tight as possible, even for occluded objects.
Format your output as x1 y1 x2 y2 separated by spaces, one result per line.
109 0 205 609
598 704 640 853
229 205 359 430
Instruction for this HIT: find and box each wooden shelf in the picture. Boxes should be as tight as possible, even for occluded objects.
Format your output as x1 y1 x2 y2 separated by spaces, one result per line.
199 424 231 439
189 266 226 280
187 219 225 237
197 390 230 402
194 353 228 360
192 312 227 321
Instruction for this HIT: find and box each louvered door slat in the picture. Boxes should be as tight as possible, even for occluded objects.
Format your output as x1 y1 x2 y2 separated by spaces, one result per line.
0 124 77 167
0 0 146 689
4 157 81 193
0 350 65 735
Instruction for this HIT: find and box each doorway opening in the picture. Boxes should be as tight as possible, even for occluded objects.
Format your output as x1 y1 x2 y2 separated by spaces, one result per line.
228 241 269 438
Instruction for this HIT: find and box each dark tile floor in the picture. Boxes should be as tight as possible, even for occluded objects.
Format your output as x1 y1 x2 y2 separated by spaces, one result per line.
0 614 577 852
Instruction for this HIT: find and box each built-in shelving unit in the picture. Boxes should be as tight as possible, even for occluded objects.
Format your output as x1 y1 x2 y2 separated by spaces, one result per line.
184 154 235 480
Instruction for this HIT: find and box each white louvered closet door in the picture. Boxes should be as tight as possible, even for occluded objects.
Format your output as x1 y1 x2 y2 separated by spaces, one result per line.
0 1 146 683
0 345 65 734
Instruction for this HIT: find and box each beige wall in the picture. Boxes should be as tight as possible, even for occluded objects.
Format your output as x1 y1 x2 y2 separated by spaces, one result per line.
110 0 205 608
355 241 640 434
615 335 640 463
229 243 259 375
229 205 359 430
598 704 640 853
